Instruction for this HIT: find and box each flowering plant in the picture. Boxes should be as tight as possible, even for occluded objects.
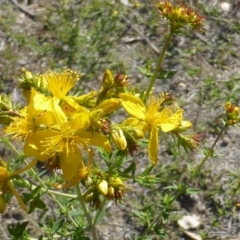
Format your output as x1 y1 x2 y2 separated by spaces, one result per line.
0 1 239 239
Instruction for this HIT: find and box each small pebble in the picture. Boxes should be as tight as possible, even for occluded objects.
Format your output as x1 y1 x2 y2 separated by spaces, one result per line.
220 2 231 12
178 214 201 229
121 0 130 5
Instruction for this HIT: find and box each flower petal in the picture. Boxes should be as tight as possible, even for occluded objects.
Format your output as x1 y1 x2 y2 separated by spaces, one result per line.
80 131 111 153
120 93 146 120
60 147 83 181
24 130 57 161
148 126 159 165
70 107 90 132
158 109 183 132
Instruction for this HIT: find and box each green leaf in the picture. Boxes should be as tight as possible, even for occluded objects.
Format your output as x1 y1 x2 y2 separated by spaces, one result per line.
95 207 105 224
158 70 177 79
140 165 155 177
68 209 82 217
137 66 153 77
163 184 178 190
8 221 29 238
22 193 32 203
28 197 47 214
111 150 126 169
123 162 136 176
132 210 149 223
153 225 168 238
52 218 65 234
186 188 202 194
31 186 42 197
161 210 169 224
71 228 90 240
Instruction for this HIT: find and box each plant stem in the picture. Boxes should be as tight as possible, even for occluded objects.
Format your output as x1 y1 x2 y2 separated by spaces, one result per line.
0 132 20 156
7 181 27 211
15 178 77 198
197 124 227 171
139 211 162 239
93 198 107 225
75 184 98 240
24 159 79 228
40 187 77 198
9 159 38 178
145 29 174 101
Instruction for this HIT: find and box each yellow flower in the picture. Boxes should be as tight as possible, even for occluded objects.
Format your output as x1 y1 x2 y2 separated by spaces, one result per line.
4 107 34 140
55 148 92 189
44 69 81 99
120 93 183 165
4 89 61 140
24 106 111 181
42 69 84 113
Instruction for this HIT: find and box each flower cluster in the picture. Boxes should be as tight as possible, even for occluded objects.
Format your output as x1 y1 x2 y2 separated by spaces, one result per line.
223 102 240 125
156 0 204 31
0 68 194 209
83 175 128 209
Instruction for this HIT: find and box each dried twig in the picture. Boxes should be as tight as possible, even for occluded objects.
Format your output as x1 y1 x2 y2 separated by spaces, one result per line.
10 0 36 21
121 16 160 54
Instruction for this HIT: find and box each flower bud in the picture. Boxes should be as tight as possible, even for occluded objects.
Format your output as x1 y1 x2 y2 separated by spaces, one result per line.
97 180 108 196
0 166 8 183
114 73 129 87
84 192 94 202
95 98 121 116
0 196 6 213
109 177 123 188
110 128 127 150
107 186 115 198
100 119 112 135
174 120 192 133
102 69 114 89
224 101 233 111
127 128 144 140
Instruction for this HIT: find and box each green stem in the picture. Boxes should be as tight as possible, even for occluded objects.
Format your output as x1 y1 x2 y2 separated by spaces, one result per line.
23 159 79 228
145 29 174 101
40 187 77 198
0 132 20 156
93 198 107 225
139 214 160 239
17 179 77 198
75 185 98 240
9 159 38 178
197 124 227 171
7 180 27 211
